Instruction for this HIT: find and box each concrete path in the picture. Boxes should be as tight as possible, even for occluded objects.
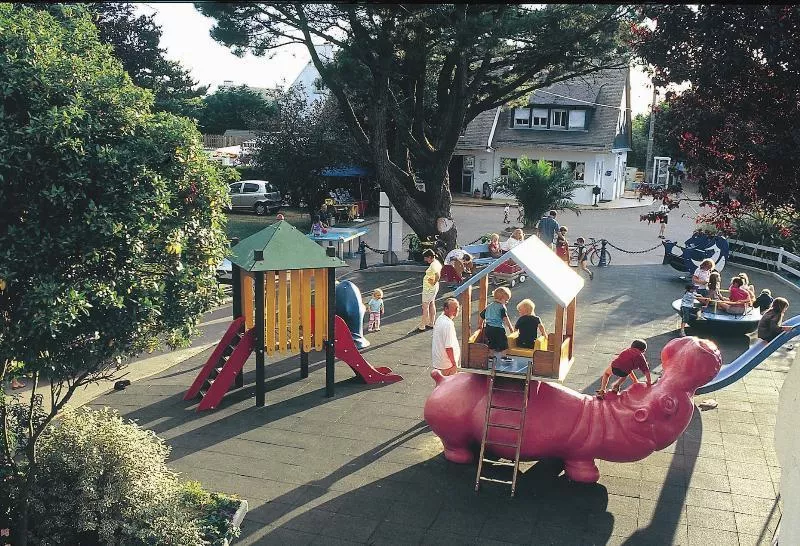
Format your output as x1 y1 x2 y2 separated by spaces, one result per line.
88 265 793 546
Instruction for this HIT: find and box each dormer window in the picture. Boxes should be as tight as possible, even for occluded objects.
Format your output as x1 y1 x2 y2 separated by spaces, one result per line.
531 108 548 127
551 110 568 129
514 108 530 127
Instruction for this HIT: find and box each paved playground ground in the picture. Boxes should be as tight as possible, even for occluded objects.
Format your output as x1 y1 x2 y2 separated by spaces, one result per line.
89 264 794 545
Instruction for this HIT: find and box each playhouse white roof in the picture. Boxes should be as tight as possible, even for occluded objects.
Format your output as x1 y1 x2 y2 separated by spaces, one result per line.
452 235 584 307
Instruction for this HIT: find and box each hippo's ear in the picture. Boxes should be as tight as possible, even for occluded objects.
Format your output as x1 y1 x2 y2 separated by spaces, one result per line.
659 395 678 416
633 408 649 422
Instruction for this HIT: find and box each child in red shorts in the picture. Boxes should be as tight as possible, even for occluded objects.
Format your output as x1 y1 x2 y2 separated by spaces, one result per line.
596 339 652 398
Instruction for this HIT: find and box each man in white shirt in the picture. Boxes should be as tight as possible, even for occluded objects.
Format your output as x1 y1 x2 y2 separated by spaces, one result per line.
432 298 461 375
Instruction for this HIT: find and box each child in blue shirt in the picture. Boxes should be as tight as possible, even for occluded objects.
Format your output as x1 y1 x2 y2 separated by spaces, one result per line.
478 286 515 362
679 284 699 337
367 289 384 332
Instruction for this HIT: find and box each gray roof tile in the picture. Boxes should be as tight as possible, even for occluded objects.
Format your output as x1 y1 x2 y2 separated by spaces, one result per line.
457 68 628 154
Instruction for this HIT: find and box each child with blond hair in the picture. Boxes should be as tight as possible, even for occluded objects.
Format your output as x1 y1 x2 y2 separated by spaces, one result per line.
515 299 546 349
487 233 503 258
478 286 515 362
366 289 385 332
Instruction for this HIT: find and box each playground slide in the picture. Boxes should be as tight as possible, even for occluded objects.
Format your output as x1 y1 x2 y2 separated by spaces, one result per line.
334 315 403 384
695 315 800 395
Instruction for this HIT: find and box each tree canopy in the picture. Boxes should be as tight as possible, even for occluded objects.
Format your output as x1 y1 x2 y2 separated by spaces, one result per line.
30 3 208 120
197 3 633 248
197 84 276 134
631 5 800 228
250 87 358 210
0 5 230 541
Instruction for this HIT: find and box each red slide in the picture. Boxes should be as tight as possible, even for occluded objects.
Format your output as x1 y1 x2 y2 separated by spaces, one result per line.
185 317 256 411
334 315 403 384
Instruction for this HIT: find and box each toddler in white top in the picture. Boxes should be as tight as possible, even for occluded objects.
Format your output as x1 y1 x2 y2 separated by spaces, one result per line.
367 289 384 332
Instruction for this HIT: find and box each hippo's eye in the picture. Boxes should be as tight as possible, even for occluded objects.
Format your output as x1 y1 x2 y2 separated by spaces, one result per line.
634 408 649 422
660 395 677 415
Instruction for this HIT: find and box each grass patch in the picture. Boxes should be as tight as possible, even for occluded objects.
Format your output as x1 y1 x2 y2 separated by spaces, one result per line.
225 209 311 241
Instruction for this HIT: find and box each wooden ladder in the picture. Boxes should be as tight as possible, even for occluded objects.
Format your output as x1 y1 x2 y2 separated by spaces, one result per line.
474 359 533 497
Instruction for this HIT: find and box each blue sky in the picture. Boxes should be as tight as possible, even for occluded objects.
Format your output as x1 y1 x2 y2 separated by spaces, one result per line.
137 3 656 115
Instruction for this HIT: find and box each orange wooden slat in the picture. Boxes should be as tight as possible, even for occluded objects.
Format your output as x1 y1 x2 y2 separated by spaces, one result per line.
301 269 313 352
277 270 288 353
242 273 255 331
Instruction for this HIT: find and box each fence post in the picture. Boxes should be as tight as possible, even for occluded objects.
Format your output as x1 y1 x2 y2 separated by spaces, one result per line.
777 247 784 273
359 241 367 270
599 239 609 267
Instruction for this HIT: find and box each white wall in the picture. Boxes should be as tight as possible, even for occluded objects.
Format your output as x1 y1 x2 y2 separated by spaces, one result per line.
491 148 599 205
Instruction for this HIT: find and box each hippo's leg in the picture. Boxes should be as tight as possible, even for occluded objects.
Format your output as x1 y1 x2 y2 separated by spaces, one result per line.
563 459 600 483
442 444 475 464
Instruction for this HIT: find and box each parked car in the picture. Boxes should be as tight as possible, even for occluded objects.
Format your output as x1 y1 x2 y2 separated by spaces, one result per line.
216 258 232 283
228 180 282 216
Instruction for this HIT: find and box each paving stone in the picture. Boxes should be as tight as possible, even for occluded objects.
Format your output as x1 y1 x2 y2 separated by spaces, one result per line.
685 471 730 493
684 487 734 511
687 525 739 546
734 510 781 537
88 265 788 545
685 505 738 532
368 521 427 545
737 532 777 546
727 476 776 499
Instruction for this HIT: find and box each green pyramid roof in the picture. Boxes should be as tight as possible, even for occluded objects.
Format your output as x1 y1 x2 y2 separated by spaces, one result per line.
230 220 347 272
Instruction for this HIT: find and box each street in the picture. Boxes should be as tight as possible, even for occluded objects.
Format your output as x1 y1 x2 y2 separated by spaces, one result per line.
357 190 703 267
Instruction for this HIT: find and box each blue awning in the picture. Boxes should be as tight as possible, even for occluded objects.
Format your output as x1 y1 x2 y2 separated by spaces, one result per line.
320 166 371 177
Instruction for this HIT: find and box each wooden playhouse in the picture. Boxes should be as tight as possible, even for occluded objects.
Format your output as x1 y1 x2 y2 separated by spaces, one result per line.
452 235 585 381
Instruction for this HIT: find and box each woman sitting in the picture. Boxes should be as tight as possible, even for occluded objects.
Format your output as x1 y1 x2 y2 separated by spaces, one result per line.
443 248 474 280
487 233 503 258
758 297 793 342
699 271 728 313
725 276 754 315
501 228 525 251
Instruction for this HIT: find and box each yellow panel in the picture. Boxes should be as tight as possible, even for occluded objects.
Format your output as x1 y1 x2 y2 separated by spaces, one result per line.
301 269 313 352
242 273 255 330
265 271 276 357
277 271 288 353
314 268 326 350
290 270 302 352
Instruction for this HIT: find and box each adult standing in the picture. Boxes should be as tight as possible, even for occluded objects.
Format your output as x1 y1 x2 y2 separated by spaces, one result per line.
432 298 461 375
536 210 560 249
419 249 442 331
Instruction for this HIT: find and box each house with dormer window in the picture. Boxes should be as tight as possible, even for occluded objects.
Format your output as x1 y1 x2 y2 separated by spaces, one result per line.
450 67 632 205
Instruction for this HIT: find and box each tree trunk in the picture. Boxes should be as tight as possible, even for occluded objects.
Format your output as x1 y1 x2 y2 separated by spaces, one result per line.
373 157 459 252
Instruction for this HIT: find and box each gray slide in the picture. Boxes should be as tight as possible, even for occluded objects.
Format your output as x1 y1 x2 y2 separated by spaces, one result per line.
695 315 800 395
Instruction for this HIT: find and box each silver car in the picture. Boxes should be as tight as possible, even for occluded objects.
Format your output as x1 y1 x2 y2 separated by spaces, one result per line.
228 180 282 216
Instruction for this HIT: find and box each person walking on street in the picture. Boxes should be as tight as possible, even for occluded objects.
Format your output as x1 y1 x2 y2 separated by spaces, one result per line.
432 298 461 376
419 249 442 331
536 210 559 249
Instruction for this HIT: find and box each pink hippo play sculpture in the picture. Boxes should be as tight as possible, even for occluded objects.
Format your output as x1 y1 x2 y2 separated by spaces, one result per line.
424 336 722 483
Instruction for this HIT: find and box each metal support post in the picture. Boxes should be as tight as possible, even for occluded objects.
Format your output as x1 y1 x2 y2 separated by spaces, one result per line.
599 239 609 267
254 272 265 406
359 241 367 270
325 265 336 397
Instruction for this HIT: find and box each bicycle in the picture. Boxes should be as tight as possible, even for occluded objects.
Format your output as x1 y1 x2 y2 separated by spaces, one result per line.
570 237 612 267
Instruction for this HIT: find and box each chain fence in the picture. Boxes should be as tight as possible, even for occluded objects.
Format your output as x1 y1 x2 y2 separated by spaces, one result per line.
603 240 664 255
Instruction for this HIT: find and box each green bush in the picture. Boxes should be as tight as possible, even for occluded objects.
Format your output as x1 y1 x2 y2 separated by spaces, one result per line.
492 157 580 227
22 408 239 546
730 207 799 253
